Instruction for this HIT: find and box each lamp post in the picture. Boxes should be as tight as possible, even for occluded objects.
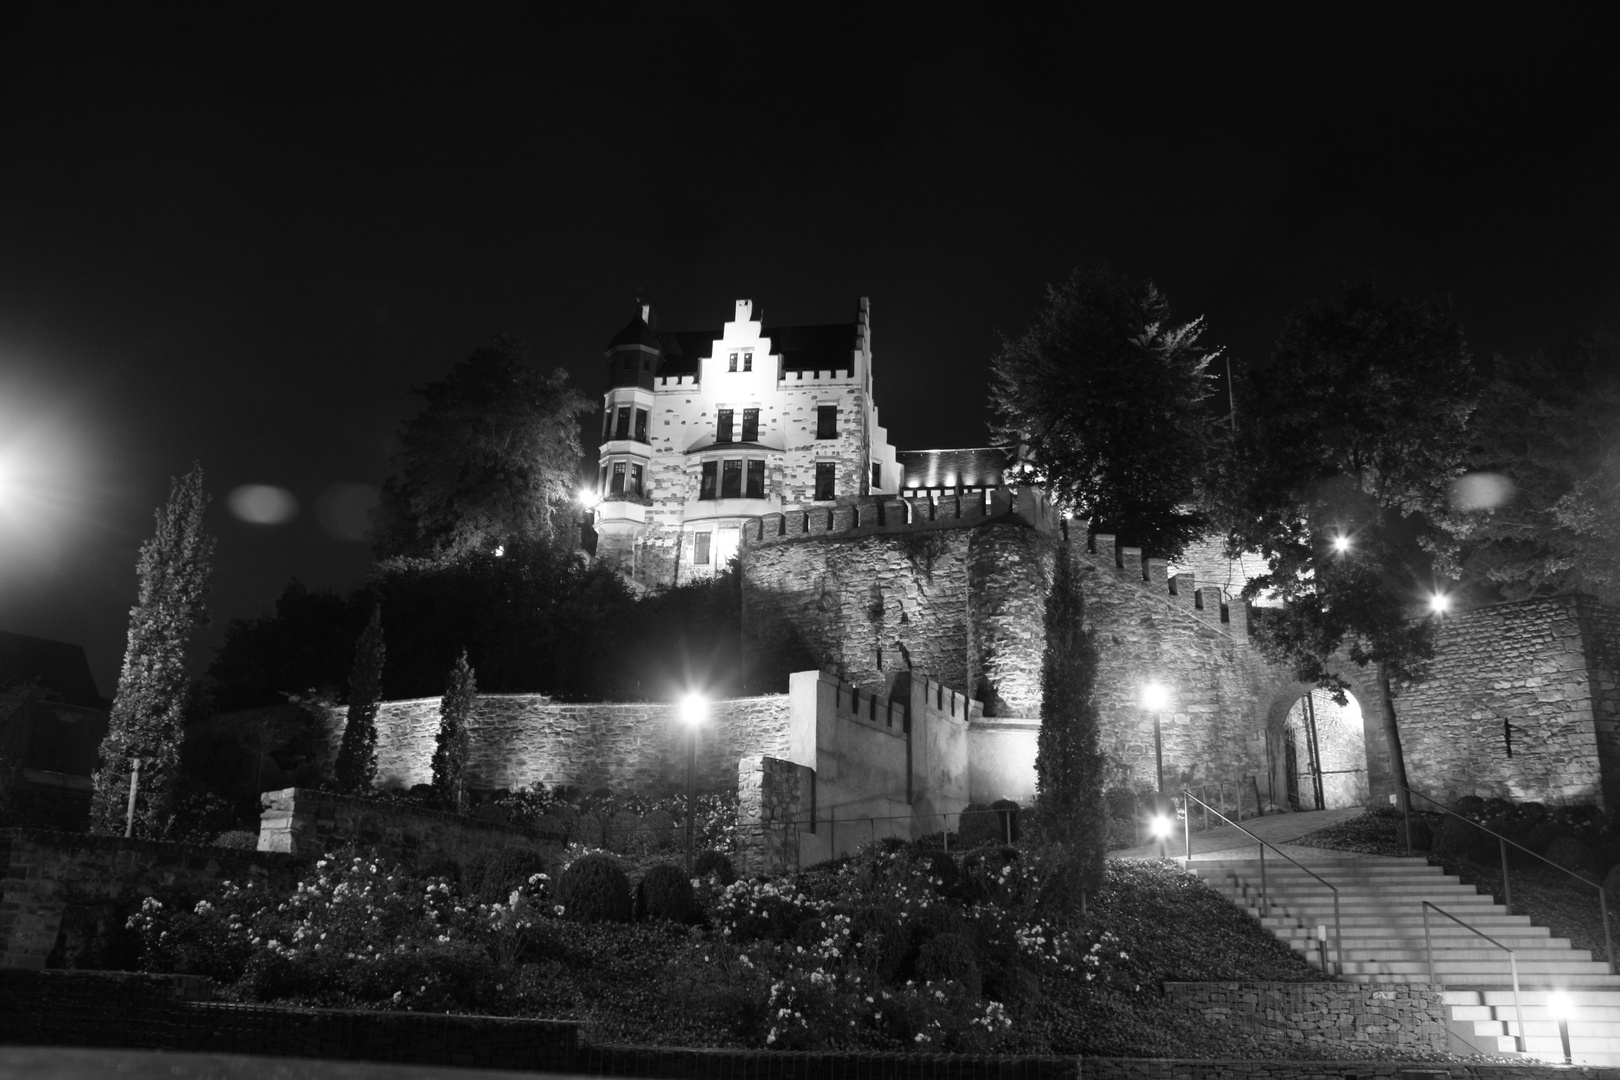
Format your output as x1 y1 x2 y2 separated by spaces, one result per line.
679 693 707 875
1142 682 1171 855
1549 989 1574 1064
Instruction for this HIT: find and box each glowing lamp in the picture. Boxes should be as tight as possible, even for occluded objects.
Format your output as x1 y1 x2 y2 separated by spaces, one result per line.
1331 535 1351 553
1141 682 1170 711
680 692 708 727
1150 814 1173 840
577 488 601 510
1428 593 1451 615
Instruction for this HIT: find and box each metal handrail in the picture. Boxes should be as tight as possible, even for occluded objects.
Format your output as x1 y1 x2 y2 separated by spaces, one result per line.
1406 786 1614 973
1422 901 1527 1055
1182 787 1343 975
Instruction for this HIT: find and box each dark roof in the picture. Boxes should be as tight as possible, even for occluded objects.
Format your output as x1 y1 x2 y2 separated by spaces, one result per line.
607 313 662 351
0 630 104 708
897 447 1015 490
654 330 723 377
767 321 858 371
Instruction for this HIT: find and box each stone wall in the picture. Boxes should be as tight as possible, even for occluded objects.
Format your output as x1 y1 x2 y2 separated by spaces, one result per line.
966 717 1039 804
1395 596 1609 805
319 692 791 796
736 754 812 877
0 828 296 970
257 788 562 866
1162 981 1450 1055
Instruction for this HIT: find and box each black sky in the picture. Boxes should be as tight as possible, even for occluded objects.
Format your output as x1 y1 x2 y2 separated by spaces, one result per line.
2 2 1617 697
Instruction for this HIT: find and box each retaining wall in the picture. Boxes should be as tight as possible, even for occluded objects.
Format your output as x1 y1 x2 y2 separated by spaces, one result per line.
257 787 562 865
0 829 296 970
1162 981 1450 1055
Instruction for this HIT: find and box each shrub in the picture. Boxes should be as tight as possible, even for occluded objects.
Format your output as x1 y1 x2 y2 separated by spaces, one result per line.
635 863 696 923
1407 817 1434 852
920 849 959 895
556 853 631 922
1591 841 1620 878
1455 795 1486 817
1516 801 1548 825
712 878 823 941
692 849 736 884
1527 820 1567 854
1604 863 1620 908
910 901 967 944
958 803 1002 847
1482 797 1513 819
606 809 644 853
213 829 258 849
915 932 982 997
1432 816 1494 863
1545 837 1593 874
462 847 548 906
849 905 908 982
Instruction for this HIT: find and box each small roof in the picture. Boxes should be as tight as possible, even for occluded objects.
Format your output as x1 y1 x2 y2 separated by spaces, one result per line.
607 312 662 351
0 630 104 708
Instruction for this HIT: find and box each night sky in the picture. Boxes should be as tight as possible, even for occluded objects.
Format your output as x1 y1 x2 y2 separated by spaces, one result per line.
2 4 1617 698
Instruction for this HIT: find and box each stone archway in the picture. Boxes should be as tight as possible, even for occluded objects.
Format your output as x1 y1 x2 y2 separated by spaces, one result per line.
1259 669 1382 812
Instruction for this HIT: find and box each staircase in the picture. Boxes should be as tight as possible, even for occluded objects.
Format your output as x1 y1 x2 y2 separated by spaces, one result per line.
1189 853 1620 1065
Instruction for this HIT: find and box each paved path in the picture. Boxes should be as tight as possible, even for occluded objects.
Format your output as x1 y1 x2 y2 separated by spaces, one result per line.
0 1047 597 1080
1108 805 1374 862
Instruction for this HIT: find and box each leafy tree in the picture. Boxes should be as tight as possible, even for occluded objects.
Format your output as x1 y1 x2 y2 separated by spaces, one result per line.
989 266 1222 559
371 339 592 563
206 581 363 711
333 606 385 793
431 650 475 813
90 465 216 836
1035 544 1106 892
1224 287 1477 814
1450 334 1620 601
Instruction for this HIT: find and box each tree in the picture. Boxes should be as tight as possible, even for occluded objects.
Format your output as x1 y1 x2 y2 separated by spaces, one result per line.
334 606 385 794
1224 287 1477 814
989 266 1222 560
206 580 364 711
371 339 592 563
1450 334 1620 601
90 465 215 836
431 650 475 813
1035 544 1106 892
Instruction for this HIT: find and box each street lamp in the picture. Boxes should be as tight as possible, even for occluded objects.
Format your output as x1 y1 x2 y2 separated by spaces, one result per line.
1331 534 1351 554
679 692 707 875
1149 812 1174 859
1548 989 1574 1064
1428 591 1451 615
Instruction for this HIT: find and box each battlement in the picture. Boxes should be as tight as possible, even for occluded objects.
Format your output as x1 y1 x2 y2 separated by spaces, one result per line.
1081 526 1250 640
780 367 855 385
742 486 1055 548
654 373 700 390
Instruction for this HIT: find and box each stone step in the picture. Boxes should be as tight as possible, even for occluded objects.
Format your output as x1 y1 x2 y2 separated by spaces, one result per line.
1297 943 1592 964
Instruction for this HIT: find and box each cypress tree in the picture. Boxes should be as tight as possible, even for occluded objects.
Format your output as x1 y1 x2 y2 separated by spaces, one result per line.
334 606 385 793
431 650 475 813
1035 543 1106 889
90 466 215 836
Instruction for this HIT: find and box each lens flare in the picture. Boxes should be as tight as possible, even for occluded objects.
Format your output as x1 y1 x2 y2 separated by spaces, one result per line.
227 484 298 525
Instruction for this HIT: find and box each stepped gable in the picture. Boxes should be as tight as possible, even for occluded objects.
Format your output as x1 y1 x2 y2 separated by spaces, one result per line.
740 485 1055 549
1079 526 1250 641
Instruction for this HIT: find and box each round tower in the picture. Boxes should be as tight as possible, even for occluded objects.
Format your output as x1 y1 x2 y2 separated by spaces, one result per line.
593 303 661 576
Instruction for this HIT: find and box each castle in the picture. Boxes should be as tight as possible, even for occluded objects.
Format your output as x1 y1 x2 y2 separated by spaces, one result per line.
581 298 1620 817
294 298 1620 872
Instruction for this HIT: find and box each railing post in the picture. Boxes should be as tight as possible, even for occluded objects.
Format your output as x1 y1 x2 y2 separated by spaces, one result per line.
1500 836 1512 915
1603 888 1614 975
1259 843 1268 912
1184 790 1192 862
943 813 949 853
1402 785 1413 856
1510 954 1525 1055
1423 903 1435 983
1333 892 1343 976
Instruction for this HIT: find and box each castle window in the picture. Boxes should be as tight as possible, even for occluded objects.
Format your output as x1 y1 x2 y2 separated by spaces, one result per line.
746 459 765 499
627 464 644 498
741 408 759 442
694 532 711 565
816 405 838 439
743 351 753 372
615 406 631 440
815 461 835 501
728 352 738 372
610 461 626 496
871 462 881 491
721 459 742 498
717 409 734 443
699 461 717 500
634 408 648 442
